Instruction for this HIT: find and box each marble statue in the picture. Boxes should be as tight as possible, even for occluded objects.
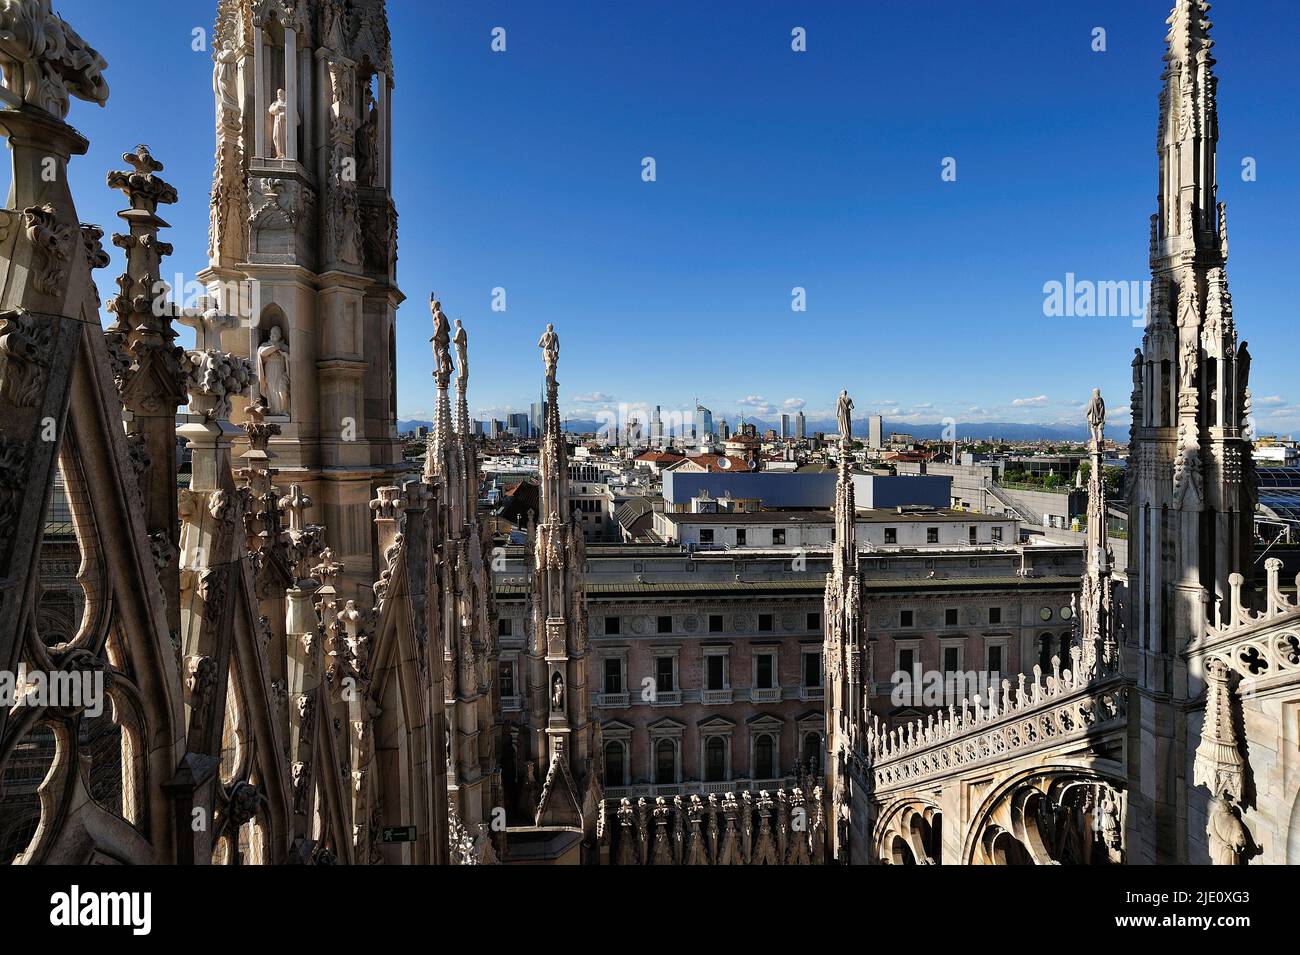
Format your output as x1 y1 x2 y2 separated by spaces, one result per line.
213 45 238 117
1086 388 1105 447
551 671 564 711
357 85 380 186
538 323 559 378
453 319 468 380
270 88 288 159
1179 334 1198 393
1207 795 1249 865
257 325 291 414
837 389 853 440
430 295 452 376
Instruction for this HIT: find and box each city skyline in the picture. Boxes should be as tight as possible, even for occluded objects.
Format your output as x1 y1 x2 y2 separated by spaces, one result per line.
26 0 1300 436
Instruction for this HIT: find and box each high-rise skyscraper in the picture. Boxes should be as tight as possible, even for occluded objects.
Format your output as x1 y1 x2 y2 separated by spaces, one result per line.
868 414 884 449
796 411 806 439
695 403 713 441
781 414 791 439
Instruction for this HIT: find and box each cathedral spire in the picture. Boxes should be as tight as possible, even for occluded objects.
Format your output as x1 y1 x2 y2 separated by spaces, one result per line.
1156 0 1219 258
426 293 453 482
1079 390 1117 678
520 322 596 830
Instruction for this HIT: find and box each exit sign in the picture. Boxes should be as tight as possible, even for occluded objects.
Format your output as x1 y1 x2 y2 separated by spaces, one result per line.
382 826 416 843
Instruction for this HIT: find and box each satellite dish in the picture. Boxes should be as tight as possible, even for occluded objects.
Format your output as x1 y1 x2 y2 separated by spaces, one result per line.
718 457 732 470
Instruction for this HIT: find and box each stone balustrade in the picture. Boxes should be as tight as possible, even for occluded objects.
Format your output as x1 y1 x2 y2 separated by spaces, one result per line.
868 643 1126 793
1192 558 1300 681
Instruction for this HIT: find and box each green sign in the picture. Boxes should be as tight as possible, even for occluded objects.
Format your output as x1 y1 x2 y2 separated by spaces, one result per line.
382 825 417 843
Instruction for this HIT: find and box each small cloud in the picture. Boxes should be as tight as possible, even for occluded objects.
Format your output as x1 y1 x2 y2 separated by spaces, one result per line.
572 392 612 404
1257 395 1285 406
737 395 768 407
1012 395 1050 407
782 397 806 410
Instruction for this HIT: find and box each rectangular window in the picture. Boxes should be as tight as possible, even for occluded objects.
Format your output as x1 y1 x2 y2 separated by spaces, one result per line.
699 529 714 544
989 607 1002 625
758 613 774 632
773 528 786 545
604 658 622 694
927 527 939 544
988 645 1003 675
945 608 958 627
657 615 673 634
755 653 775 689
709 614 724 633
605 616 620 635
898 648 915 675
498 662 515 697
655 656 675 692
803 651 822 688
900 609 914 628
992 526 1003 543
736 529 747 546
807 612 821 631
884 527 897 544
943 647 959 674
707 655 726 690
969 526 978 544
498 618 512 637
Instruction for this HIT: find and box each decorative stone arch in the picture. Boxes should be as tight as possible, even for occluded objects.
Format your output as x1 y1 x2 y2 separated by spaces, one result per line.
960 762 1127 865
873 797 943 865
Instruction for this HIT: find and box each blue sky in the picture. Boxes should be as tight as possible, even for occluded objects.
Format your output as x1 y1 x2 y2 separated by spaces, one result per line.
40 1 1300 435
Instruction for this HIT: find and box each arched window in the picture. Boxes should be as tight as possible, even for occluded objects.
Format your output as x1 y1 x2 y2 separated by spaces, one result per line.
655 739 676 785
705 737 726 782
803 732 821 775
1058 632 1072 669
1038 633 1054 673
754 734 775 780
604 741 625 788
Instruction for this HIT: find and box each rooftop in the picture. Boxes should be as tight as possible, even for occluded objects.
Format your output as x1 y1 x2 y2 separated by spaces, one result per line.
658 507 1013 525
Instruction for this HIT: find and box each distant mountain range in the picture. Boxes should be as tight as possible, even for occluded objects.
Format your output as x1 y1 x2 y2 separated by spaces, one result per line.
399 417 1092 443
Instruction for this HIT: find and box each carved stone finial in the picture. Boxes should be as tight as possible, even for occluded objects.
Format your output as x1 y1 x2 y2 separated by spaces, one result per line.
0 1 110 119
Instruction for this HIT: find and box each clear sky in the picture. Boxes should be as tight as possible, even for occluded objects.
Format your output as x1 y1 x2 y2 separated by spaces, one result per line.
38 1 1300 436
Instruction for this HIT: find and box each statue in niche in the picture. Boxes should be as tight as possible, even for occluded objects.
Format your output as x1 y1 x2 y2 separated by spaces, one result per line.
1180 334 1198 393
538 323 559 379
1176 279 1199 328
257 325 291 415
550 671 564 711
269 87 288 158
1085 388 1106 447
356 84 380 186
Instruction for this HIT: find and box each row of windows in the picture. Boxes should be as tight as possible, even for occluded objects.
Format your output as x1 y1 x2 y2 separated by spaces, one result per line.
892 632 1074 680
604 731 822 787
881 526 1003 544
605 612 821 636
898 606 1004 628
893 604 1074 629
698 528 788 545
604 649 823 694
497 612 823 639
